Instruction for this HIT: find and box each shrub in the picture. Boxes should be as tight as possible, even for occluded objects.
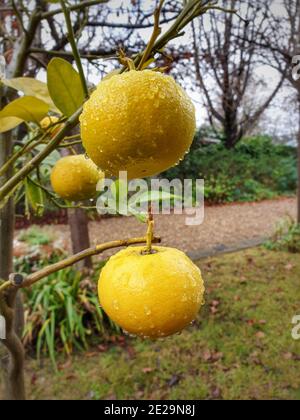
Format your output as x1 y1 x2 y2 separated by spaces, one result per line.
18 226 52 246
15 251 118 369
163 134 297 204
264 216 300 253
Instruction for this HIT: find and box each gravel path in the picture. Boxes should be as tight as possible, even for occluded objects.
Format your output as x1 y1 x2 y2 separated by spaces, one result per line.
21 197 296 259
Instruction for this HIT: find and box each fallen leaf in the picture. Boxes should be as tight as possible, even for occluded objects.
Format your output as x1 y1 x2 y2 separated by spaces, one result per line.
202 350 212 361
31 374 37 386
168 374 181 387
211 387 222 399
283 352 293 360
66 374 76 380
142 367 155 374
212 352 224 362
98 344 108 352
85 352 98 358
210 306 218 315
126 346 136 359
58 359 72 370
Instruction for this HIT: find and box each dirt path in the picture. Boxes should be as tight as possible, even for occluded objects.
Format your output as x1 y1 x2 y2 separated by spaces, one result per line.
17 198 296 259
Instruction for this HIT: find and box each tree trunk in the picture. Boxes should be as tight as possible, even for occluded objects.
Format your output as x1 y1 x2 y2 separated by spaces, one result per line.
0 129 25 401
68 208 93 269
297 92 300 224
61 142 92 269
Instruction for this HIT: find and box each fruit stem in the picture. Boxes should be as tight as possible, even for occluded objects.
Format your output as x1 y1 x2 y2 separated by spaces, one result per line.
146 210 154 254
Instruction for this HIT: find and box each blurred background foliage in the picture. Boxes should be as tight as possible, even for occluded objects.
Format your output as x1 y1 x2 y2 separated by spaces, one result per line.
163 132 297 204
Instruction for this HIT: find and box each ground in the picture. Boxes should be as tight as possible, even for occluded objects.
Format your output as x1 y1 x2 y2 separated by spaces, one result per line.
16 247 300 400
14 197 297 259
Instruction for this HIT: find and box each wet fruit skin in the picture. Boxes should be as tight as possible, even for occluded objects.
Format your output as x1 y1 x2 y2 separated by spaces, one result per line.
40 116 61 136
51 155 103 201
80 70 196 179
98 246 205 339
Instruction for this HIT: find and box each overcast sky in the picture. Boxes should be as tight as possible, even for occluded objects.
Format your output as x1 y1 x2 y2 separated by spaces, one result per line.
39 0 297 143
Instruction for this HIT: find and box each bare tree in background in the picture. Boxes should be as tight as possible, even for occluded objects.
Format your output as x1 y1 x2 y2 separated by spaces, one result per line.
191 0 285 149
248 0 300 221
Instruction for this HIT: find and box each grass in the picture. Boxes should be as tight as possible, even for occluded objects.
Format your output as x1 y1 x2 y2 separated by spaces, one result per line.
3 247 300 400
18 226 53 246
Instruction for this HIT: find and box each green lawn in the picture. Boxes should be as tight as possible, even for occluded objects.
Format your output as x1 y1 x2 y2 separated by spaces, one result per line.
4 247 300 400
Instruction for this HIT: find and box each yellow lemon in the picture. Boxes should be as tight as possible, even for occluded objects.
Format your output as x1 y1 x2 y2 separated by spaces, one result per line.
40 116 61 136
98 246 205 338
51 155 103 201
80 70 196 179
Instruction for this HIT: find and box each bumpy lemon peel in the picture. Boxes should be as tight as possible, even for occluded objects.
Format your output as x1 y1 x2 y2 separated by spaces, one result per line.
51 154 103 201
80 70 196 179
98 246 205 339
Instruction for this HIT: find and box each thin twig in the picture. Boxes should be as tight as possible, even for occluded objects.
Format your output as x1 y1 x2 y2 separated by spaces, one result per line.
58 140 83 148
0 236 161 294
59 0 89 99
0 132 47 178
29 48 113 60
41 0 109 19
29 177 96 211
11 0 27 34
0 107 82 203
137 0 165 70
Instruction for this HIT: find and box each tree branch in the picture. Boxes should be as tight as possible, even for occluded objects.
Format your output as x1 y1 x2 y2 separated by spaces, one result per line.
86 17 177 29
41 0 109 20
29 47 115 60
0 108 82 203
59 0 89 98
0 235 161 293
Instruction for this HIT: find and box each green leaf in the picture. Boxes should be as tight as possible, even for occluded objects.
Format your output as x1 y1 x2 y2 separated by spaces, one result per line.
1 77 58 112
133 190 182 205
47 58 85 117
25 177 45 217
0 96 49 124
130 210 148 223
0 116 23 133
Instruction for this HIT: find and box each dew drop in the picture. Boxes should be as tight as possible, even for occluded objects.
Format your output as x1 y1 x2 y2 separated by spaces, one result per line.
113 299 119 310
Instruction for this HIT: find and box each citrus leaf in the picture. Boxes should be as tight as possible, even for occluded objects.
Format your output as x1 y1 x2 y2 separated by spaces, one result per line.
25 177 45 217
0 116 23 133
47 58 85 117
0 96 49 124
129 209 147 223
1 77 58 112
133 190 182 205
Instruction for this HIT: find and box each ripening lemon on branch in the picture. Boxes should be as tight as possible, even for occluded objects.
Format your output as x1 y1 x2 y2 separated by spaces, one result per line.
51 155 104 201
80 70 196 179
98 246 205 339
40 116 62 137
